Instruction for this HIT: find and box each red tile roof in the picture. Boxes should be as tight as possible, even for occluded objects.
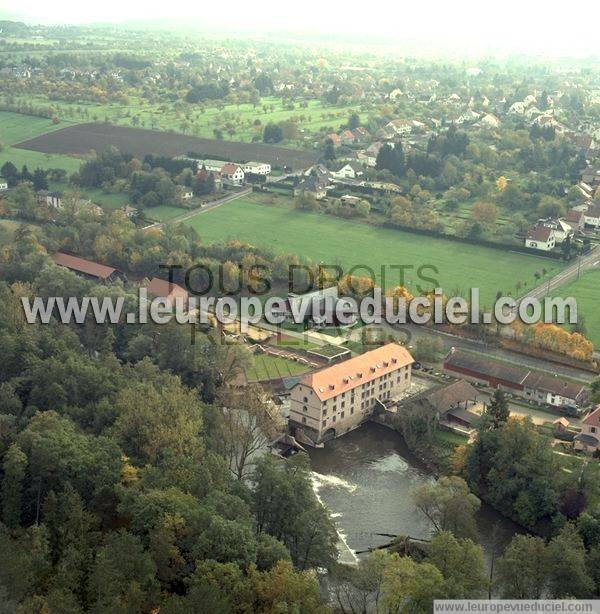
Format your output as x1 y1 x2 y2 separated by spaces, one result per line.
220 163 242 175
146 277 188 301
565 209 584 223
583 405 600 428
526 226 554 242
300 343 414 401
52 252 117 280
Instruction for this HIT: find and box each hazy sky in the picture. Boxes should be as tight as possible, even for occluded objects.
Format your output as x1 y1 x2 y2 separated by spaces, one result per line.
2 0 600 56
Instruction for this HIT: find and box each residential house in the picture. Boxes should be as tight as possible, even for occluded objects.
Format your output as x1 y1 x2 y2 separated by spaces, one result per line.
411 379 481 430
508 101 526 115
52 252 123 283
293 176 328 200
145 277 189 311
357 141 385 167
581 167 600 188
331 162 364 180
352 127 371 142
525 225 556 251
178 187 194 201
220 163 245 186
356 151 377 167
581 203 600 229
574 406 600 453
537 218 573 244
565 209 586 232
386 119 413 136
377 125 398 141
443 349 589 409
289 343 414 444
388 88 403 100
478 113 501 129
326 133 342 147
37 190 63 209
243 161 271 175
194 159 228 172
339 129 356 145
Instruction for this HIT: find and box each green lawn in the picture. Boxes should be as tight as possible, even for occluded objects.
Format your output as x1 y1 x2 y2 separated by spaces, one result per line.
0 111 75 145
0 111 82 172
246 353 310 382
185 197 564 305
147 205 188 222
553 269 600 348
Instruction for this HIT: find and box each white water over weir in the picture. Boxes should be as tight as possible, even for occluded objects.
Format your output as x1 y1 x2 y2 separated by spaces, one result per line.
307 422 521 566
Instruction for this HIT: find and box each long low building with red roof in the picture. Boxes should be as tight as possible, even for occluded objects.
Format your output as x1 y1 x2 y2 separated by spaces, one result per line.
52 252 122 282
289 343 414 444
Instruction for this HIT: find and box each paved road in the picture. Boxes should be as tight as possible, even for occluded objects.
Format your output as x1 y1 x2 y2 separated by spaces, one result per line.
144 187 252 230
516 244 600 305
351 323 596 384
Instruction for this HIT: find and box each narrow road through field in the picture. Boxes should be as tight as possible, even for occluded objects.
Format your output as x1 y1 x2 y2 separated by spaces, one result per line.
143 187 252 229
515 244 600 306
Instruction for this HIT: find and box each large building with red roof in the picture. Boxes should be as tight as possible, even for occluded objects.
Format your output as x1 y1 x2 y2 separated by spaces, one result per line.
289 343 414 444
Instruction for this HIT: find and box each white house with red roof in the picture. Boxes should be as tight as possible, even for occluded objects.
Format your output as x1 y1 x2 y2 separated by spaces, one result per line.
525 225 556 251
220 163 245 186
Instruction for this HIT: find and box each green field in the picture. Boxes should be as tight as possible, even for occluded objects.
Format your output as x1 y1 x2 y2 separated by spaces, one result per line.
246 353 310 382
0 111 82 172
147 205 188 222
2 96 361 144
185 197 564 305
553 269 600 348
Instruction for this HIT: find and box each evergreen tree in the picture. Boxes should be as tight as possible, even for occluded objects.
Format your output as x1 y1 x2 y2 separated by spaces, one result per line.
2 443 27 528
486 389 510 428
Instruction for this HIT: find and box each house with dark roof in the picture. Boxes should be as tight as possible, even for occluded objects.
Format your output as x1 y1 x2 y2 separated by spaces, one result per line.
37 190 64 209
565 209 585 232
411 379 481 429
293 175 329 200
52 252 123 282
580 167 600 188
443 349 588 410
574 405 600 453
582 202 600 229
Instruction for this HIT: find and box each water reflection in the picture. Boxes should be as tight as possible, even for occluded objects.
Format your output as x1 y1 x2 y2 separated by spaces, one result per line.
308 422 521 565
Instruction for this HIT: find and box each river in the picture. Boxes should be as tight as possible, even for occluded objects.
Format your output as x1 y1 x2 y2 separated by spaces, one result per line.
308 422 522 566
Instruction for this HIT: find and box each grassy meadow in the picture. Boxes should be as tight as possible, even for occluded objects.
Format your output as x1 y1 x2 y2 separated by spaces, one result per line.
3 96 361 144
246 353 310 382
0 111 82 172
185 195 564 305
553 269 600 348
